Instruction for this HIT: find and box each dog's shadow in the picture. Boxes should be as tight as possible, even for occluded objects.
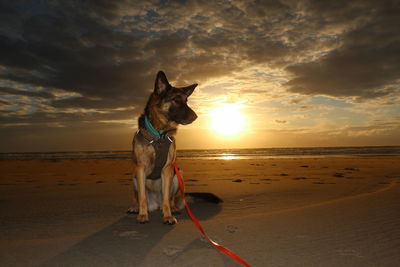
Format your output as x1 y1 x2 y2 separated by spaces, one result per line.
43 193 222 266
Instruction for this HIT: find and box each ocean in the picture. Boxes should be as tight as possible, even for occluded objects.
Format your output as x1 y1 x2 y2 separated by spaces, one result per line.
1 146 400 160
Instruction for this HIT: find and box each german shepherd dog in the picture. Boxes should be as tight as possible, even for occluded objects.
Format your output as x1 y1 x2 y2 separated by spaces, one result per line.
129 71 197 224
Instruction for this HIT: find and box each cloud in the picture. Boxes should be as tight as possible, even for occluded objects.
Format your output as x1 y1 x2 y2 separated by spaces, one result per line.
285 0 400 100
0 86 53 99
0 0 399 150
1 0 398 104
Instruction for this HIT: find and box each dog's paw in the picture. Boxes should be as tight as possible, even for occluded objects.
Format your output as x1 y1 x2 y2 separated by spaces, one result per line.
163 216 177 225
127 207 139 214
136 214 149 224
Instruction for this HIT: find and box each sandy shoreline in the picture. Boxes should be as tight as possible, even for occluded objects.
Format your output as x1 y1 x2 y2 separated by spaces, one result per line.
1 156 399 266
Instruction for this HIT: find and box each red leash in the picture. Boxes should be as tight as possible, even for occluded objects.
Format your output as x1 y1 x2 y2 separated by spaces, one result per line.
173 161 251 267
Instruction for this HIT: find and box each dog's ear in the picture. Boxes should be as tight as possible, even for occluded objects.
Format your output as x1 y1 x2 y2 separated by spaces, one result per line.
182 83 198 96
154 71 170 95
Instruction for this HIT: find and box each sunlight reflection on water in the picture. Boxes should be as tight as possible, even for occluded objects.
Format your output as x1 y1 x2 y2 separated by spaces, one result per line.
219 153 236 160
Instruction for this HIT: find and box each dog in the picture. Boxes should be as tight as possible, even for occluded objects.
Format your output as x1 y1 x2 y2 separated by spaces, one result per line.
129 71 197 224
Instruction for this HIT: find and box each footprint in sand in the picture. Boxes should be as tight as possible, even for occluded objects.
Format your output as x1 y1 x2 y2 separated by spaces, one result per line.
226 225 238 233
260 178 280 181
344 167 360 171
336 248 362 258
163 246 183 257
333 172 344 178
293 177 308 180
116 231 148 239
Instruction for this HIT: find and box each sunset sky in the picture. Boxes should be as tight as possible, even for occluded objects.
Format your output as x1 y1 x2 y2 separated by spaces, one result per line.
1 0 399 152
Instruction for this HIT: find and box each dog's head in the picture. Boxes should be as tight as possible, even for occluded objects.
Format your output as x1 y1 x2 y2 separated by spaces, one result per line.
151 71 198 125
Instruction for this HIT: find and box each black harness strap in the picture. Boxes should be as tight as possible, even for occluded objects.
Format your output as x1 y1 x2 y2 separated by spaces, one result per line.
147 137 173 180
137 129 173 180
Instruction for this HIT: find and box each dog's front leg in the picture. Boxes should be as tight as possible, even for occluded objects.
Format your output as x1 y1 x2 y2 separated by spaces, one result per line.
127 176 139 214
162 165 177 225
136 165 149 223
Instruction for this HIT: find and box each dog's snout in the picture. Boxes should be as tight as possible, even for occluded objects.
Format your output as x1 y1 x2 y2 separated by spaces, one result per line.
191 112 198 122
186 109 197 124
179 110 197 125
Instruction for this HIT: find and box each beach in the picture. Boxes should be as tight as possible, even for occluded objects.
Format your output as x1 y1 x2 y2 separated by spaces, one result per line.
1 156 400 266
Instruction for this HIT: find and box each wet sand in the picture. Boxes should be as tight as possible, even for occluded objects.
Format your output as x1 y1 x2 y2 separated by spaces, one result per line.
1 156 400 266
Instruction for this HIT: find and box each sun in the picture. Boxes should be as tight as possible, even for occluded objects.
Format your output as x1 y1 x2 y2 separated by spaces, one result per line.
210 104 245 136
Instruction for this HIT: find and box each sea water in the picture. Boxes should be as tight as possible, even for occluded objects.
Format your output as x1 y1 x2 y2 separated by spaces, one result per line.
1 146 400 160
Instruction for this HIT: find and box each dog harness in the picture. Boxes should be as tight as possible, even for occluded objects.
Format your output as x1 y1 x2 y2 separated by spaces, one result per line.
136 116 174 180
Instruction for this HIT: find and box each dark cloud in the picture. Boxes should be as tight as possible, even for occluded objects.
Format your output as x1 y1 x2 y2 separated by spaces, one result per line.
0 107 137 127
285 0 400 99
1 0 398 106
0 1 153 102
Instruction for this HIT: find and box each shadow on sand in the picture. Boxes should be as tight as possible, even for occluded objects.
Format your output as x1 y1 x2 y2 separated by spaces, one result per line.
43 193 222 267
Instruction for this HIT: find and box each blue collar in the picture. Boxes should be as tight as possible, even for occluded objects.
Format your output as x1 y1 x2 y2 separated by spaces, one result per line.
144 115 165 139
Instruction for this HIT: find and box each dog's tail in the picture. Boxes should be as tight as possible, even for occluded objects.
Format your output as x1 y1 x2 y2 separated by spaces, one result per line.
186 193 223 204
175 192 223 211
172 170 223 210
